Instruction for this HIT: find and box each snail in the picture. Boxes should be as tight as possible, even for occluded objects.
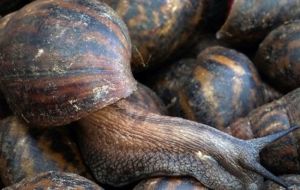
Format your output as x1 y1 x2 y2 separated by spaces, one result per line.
0 1 298 189
0 116 92 186
76 81 298 189
264 175 300 190
3 171 103 190
255 21 300 92
153 46 281 130
217 0 300 46
0 0 32 16
0 0 136 126
100 0 227 72
226 88 300 174
133 177 208 190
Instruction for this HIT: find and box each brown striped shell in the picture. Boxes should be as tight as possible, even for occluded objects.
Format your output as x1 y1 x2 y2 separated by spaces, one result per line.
0 0 32 16
133 177 209 190
255 21 300 92
100 0 205 72
3 171 103 190
217 0 300 46
226 88 300 174
153 46 281 130
264 175 300 190
0 0 136 126
0 116 92 186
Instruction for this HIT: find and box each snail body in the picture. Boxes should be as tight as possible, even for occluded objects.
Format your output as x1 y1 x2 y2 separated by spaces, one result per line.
133 177 208 190
0 116 91 186
154 46 281 130
226 88 300 174
77 82 295 189
217 0 300 46
100 0 206 72
0 0 136 126
3 171 103 190
255 21 300 92
264 175 300 190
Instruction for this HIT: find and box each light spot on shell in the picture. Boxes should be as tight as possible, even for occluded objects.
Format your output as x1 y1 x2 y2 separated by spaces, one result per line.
35 49 44 59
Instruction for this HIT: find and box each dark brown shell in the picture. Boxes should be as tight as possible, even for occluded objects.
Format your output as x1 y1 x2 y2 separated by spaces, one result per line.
226 88 300 174
0 0 136 126
217 0 300 46
0 0 32 16
264 175 300 190
101 0 205 72
3 171 103 190
255 21 300 92
0 116 91 186
134 177 208 190
154 46 281 130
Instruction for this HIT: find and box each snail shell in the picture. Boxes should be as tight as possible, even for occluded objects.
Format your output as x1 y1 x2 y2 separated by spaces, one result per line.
3 171 103 190
134 177 208 190
0 0 136 126
217 0 300 46
226 88 300 174
100 0 205 72
264 175 300 190
255 21 300 92
154 46 281 130
0 116 91 186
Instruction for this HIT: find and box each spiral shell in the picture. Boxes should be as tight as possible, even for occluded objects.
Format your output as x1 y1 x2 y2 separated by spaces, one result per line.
101 0 205 72
3 171 102 190
217 0 300 46
0 116 91 186
255 21 300 92
134 177 208 190
154 46 281 130
0 0 136 126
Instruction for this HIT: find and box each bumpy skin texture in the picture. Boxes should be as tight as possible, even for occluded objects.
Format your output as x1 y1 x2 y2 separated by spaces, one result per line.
77 82 297 189
0 116 92 186
0 0 32 16
100 0 204 72
217 0 300 46
153 46 281 130
0 0 136 126
264 175 300 190
3 171 103 190
133 177 208 190
255 21 300 92
226 88 300 174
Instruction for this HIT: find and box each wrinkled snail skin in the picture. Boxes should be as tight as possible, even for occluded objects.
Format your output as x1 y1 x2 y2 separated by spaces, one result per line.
100 0 205 72
0 116 92 186
153 46 281 130
264 175 300 190
77 85 298 189
255 21 300 92
3 171 103 190
226 88 300 174
0 0 136 126
217 0 300 46
133 177 208 190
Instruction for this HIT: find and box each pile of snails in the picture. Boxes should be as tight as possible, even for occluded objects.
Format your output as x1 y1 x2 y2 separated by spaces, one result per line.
0 0 300 190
